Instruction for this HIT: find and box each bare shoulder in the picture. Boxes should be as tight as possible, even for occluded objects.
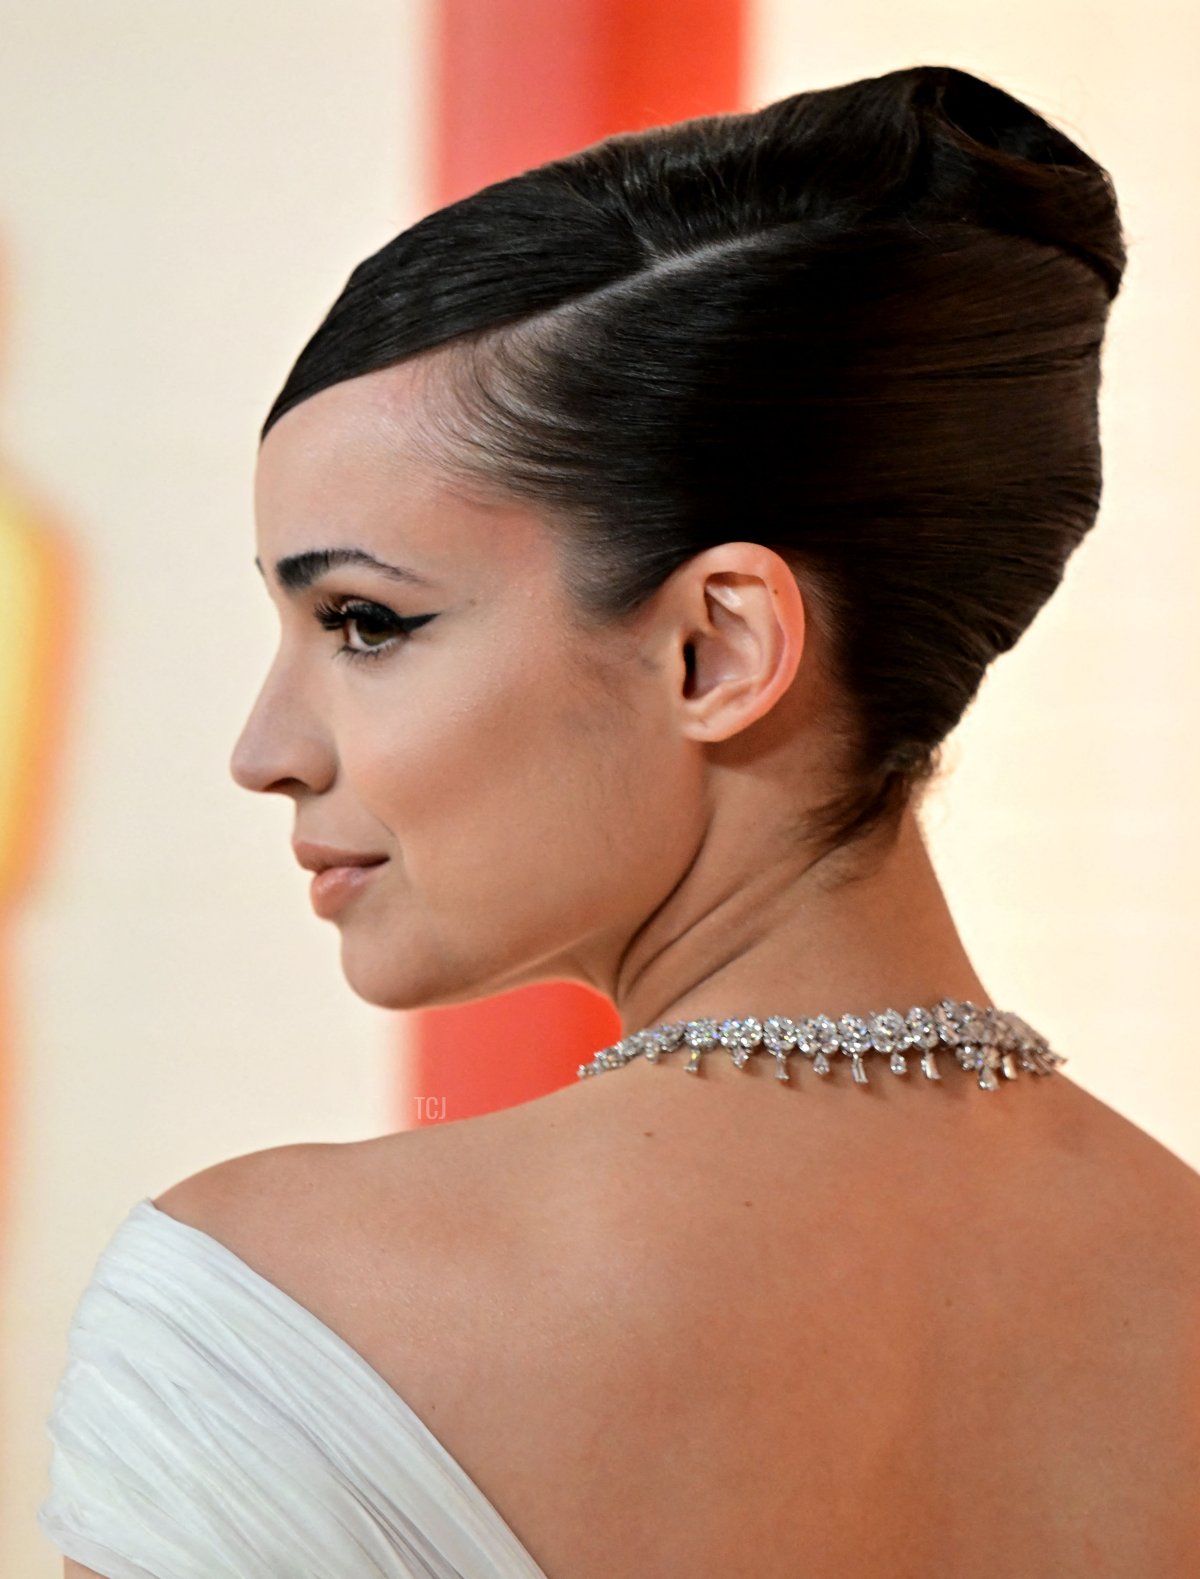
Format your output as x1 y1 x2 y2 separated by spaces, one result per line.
149 1138 366 1272
145 1125 496 1348
151 1140 324 1218
1050 1077 1200 1251
64 1561 108 1579
150 1122 486 1229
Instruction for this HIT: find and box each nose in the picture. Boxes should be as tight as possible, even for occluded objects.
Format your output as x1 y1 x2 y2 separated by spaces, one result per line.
229 657 335 797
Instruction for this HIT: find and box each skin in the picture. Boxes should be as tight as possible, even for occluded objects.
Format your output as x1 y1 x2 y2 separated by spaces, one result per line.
234 352 993 1064
144 350 1200 1578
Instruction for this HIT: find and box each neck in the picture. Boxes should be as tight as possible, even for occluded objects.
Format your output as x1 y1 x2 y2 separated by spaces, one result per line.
611 803 990 1040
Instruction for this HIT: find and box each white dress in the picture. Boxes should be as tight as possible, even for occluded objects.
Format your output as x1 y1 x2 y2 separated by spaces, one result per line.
37 1199 553 1578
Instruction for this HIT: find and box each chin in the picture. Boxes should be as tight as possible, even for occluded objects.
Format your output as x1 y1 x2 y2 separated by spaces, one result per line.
336 936 470 1014
340 961 432 1013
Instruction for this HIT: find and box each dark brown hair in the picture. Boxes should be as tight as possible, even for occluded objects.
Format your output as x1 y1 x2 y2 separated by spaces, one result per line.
263 63 1126 858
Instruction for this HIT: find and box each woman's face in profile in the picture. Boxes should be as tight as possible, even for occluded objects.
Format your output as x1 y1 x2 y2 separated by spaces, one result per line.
234 360 704 1010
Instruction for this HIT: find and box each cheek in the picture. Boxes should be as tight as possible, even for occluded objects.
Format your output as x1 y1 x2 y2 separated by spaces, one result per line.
342 644 679 905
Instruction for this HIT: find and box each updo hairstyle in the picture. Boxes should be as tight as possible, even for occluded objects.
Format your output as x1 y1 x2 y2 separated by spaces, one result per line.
263 64 1127 858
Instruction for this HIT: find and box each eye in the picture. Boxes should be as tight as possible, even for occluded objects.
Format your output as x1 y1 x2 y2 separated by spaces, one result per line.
311 597 437 664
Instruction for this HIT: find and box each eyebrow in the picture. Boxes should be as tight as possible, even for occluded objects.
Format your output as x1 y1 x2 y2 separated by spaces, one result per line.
254 547 436 593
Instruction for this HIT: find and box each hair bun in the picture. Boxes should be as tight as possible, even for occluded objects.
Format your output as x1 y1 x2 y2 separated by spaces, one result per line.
900 64 1126 298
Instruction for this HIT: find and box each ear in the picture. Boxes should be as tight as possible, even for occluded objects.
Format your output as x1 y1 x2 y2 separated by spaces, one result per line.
672 542 806 743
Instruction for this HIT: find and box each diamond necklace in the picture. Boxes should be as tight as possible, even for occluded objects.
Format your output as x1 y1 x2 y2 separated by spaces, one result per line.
577 997 1066 1091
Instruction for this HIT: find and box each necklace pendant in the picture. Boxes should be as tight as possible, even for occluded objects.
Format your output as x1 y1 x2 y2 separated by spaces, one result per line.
920 1049 942 1081
977 1046 1002 1091
849 1052 869 1085
720 1017 763 1068
812 1050 832 1076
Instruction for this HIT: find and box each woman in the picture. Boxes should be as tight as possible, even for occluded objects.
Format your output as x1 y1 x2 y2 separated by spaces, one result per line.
40 62 1200 1578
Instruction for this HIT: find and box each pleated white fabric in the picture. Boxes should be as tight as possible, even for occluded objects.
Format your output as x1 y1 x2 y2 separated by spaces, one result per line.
37 1198 552 1579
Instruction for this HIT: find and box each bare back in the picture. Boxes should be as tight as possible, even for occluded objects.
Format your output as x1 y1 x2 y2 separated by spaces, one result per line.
191 1064 1200 1578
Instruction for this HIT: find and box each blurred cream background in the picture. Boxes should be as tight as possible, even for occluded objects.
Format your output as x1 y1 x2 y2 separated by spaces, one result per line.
2 2 1196 1570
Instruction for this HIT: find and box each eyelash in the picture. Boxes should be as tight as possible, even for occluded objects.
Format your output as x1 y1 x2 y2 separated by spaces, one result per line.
311 597 437 664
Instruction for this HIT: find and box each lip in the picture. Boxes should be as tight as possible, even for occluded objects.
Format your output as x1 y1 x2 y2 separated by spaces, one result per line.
308 860 386 920
292 840 389 875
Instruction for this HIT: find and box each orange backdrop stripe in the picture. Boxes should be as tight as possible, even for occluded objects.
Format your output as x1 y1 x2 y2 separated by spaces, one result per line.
0 492 78 908
404 0 747 1125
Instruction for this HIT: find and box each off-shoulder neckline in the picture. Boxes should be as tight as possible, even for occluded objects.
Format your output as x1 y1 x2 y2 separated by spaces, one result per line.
130 1196 552 1579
